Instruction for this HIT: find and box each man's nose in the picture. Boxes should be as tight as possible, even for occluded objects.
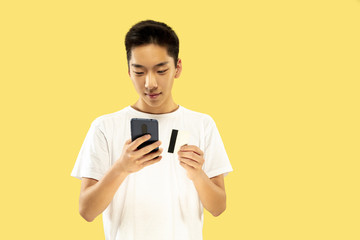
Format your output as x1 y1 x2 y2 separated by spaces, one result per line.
145 72 158 90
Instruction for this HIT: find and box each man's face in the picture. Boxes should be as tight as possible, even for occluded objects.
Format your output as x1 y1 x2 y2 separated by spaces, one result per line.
128 44 181 112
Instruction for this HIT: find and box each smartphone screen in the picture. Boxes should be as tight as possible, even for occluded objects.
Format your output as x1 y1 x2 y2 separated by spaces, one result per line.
131 118 159 153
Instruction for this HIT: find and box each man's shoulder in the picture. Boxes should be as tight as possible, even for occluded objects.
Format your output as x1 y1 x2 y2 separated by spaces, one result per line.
181 106 215 126
90 106 130 128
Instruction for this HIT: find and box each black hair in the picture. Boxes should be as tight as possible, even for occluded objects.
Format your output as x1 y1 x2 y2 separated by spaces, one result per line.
125 20 179 67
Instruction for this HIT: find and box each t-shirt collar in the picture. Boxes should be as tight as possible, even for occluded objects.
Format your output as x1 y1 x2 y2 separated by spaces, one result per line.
127 105 183 119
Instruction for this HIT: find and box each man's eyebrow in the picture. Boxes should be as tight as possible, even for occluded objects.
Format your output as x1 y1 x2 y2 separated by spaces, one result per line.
131 61 169 68
131 63 144 68
154 61 169 67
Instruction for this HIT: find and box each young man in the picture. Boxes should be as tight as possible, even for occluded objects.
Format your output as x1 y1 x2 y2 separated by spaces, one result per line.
71 20 233 240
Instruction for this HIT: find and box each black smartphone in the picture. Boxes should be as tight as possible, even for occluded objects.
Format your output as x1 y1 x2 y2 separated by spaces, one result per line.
131 118 159 153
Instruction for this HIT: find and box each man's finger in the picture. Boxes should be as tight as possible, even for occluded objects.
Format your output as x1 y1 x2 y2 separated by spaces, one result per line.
129 134 151 151
179 157 197 169
178 151 202 163
136 147 163 163
141 155 162 168
138 140 162 156
180 145 204 156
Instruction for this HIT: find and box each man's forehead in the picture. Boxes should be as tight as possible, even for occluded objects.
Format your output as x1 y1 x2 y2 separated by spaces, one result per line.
131 61 170 69
130 44 173 68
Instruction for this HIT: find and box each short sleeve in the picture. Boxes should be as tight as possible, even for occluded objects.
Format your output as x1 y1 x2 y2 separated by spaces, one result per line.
203 117 233 178
71 118 110 180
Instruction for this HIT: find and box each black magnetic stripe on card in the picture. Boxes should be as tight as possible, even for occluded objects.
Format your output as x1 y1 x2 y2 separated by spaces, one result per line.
168 129 178 153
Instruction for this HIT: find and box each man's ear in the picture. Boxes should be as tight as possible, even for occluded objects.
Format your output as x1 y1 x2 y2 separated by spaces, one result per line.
175 59 182 78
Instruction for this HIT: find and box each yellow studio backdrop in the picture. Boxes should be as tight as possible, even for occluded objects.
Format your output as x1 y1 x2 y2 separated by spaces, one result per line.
0 0 359 239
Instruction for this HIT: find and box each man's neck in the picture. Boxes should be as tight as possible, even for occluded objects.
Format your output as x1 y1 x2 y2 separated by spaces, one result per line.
131 101 179 114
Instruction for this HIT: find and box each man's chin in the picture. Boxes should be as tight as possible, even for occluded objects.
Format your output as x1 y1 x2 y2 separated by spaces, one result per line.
143 98 163 107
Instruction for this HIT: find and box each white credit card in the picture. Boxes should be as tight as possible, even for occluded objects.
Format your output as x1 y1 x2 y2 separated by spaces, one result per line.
168 129 190 153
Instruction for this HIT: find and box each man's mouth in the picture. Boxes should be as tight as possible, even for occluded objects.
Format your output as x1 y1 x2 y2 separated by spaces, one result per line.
146 92 161 99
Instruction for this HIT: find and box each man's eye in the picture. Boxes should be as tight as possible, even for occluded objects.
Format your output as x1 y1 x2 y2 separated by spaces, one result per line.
134 71 144 75
157 69 169 74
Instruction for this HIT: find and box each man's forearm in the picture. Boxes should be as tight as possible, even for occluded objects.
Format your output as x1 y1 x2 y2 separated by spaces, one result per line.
79 165 129 222
192 171 226 216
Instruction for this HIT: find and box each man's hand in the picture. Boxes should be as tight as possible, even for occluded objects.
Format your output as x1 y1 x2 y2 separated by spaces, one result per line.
177 145 205 181
115 134 163 174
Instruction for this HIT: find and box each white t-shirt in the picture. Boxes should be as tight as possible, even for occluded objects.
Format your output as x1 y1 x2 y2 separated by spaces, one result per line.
71 105 233 240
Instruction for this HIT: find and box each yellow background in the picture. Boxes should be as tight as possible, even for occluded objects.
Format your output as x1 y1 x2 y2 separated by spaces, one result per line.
1 0 359 239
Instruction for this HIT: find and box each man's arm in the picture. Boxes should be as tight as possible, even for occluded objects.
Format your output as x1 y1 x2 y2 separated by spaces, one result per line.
78 135 163 222
79 166 129 222
177 145 227 217
192 173 226 217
